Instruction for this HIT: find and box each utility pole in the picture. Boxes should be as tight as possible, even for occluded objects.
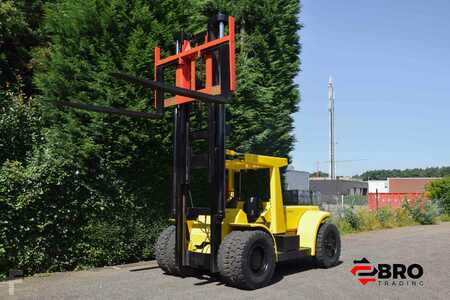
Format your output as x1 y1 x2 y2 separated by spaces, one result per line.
328 76 336 180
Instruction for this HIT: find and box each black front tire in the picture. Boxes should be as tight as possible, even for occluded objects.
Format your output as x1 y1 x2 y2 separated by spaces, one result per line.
154 225 196 276
314 222 341 268
218 230 276 290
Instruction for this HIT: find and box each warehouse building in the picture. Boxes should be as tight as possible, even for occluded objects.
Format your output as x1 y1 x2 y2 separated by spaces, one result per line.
368 178 440 193
285 166 309 192
284 166 310 205
309 178 368 196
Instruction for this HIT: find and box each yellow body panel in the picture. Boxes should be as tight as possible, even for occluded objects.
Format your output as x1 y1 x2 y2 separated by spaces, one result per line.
188 207 245 253
187 215 211 253
284 206 320 232
268 167 286 233
225 150 288 170
297 210 330 255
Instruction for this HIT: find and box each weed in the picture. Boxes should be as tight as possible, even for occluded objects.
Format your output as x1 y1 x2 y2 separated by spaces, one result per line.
403 198 440 225
343 207 361 230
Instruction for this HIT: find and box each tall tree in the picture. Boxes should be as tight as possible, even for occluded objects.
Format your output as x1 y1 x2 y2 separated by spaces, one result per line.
0 0 47 96
189 0 301 157
0 1 47 168
217 0 301 158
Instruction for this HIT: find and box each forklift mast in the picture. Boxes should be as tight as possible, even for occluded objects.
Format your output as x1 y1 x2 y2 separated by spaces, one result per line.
58 13 235 273
154 13 235 272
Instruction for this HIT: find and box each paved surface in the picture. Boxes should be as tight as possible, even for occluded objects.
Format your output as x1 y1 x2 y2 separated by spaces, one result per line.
2 223 450 300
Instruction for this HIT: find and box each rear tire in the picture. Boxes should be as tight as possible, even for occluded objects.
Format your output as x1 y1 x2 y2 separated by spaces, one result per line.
218 230 276 290
154 225 196 276
314 222 341 268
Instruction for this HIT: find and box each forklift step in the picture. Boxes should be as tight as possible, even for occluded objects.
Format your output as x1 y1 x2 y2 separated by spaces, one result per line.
274 234 299 252
187 251 210 270
277 247 311 262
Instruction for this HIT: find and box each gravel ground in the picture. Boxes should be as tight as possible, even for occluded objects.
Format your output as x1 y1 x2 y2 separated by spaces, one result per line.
2 222 449 300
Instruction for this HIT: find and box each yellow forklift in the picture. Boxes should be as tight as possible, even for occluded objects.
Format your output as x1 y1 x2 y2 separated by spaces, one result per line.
59 13 340 290
155 150 341 289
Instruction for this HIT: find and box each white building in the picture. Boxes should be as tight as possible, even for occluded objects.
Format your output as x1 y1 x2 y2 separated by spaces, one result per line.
368 180 389 193
368 178 440 193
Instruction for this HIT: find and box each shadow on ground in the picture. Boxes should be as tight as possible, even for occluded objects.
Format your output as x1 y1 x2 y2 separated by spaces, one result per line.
154 257 343 289
129 266 160 272
272 257 343 285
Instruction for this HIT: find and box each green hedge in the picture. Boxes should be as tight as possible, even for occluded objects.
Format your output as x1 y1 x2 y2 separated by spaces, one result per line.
1 0 302 278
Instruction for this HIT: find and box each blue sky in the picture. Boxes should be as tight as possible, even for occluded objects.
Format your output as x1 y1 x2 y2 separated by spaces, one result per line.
291 0 450 176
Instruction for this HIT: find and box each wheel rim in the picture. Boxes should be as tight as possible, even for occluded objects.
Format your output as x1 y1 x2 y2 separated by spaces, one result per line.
324 230 337 258
248 244 268 275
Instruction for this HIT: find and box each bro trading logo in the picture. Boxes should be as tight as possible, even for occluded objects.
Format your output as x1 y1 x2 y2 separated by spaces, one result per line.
351 258 424 287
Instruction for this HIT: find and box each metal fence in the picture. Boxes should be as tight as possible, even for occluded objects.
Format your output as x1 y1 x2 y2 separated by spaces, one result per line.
367 192 423 210
284 190 368 216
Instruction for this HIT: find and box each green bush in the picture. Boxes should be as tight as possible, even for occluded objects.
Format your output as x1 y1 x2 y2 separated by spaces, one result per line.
376 207 394 227
75 218 168 269
332 218 355 234
426 177 450 215
402 199 441 225
343 207 361 231
356 208 381 231
392 207 416 227
0 244 6 279
0 147 170 275
0 89 43 165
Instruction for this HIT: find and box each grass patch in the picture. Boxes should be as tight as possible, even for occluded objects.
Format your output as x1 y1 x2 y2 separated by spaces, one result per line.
438 214 450 222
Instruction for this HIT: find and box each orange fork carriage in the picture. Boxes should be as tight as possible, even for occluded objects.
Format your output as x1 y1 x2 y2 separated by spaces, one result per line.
154 15 235 108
